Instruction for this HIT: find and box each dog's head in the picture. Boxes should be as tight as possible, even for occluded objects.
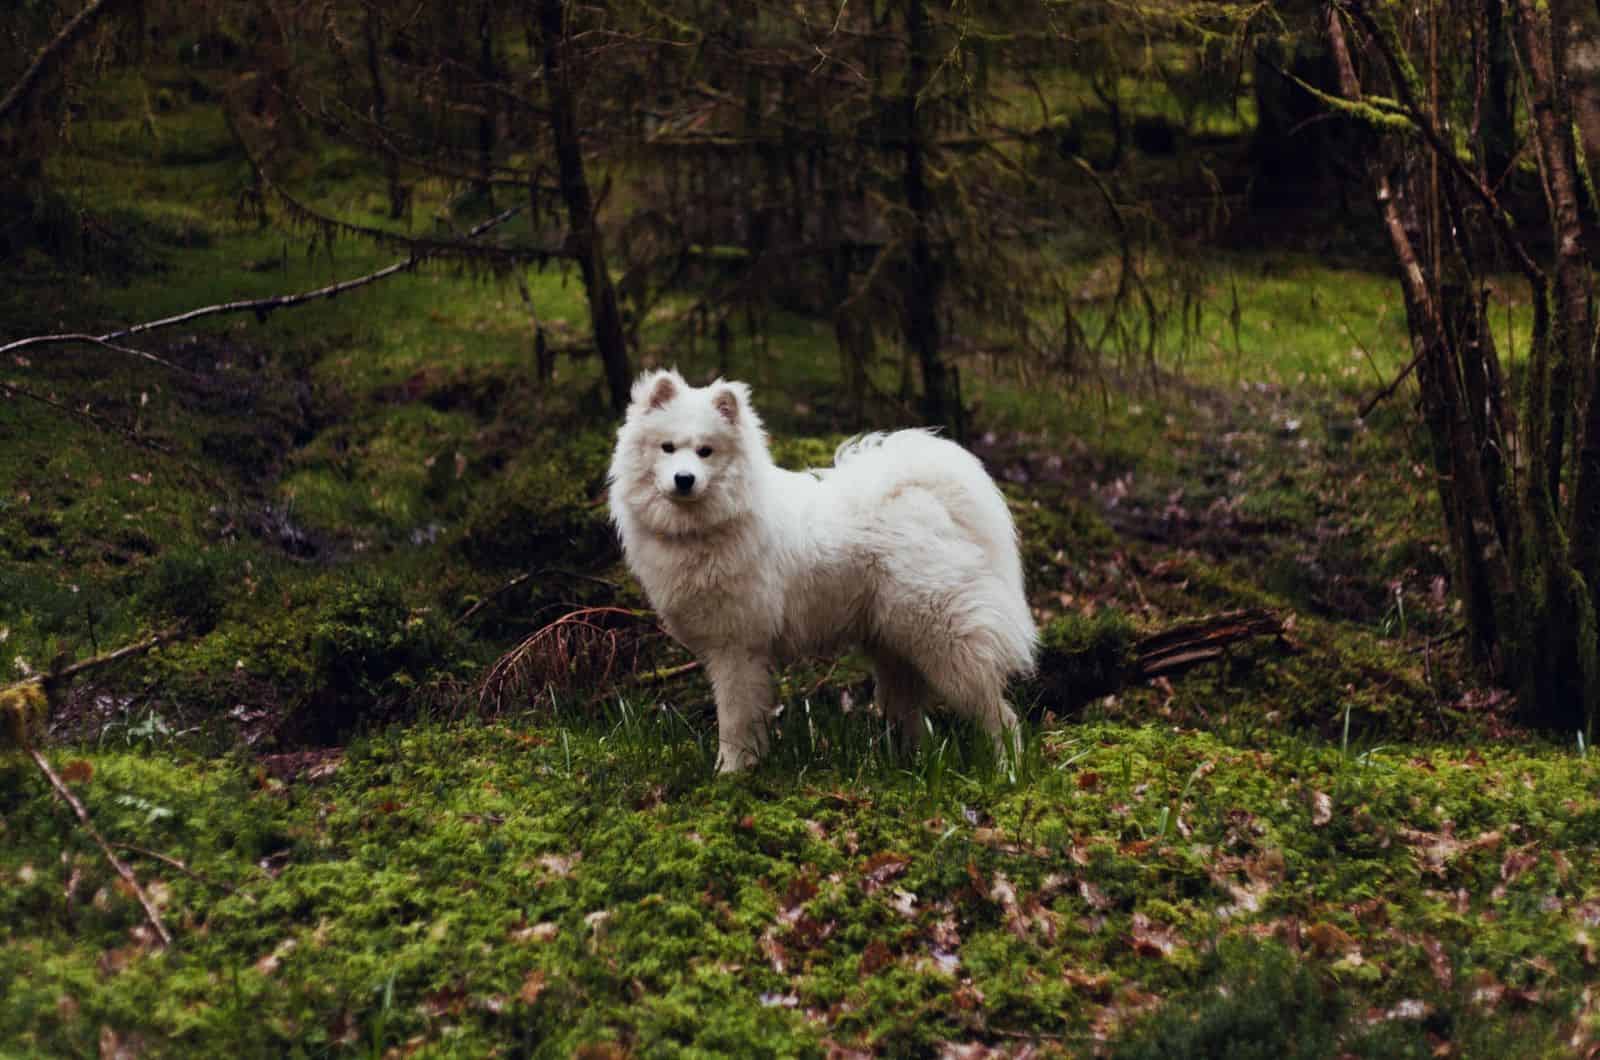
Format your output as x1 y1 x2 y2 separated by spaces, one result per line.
608 369 765 536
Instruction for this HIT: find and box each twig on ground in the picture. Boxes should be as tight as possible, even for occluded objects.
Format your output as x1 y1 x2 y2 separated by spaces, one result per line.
113 843 252 902
29 748 173 948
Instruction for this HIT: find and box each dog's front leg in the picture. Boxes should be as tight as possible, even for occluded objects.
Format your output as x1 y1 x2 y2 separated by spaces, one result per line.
705 649 773 772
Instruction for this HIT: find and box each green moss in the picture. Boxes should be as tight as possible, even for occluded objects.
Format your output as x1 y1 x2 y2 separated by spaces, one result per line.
459 437 615 572
5 720 1597 1055
1029 610 1139 713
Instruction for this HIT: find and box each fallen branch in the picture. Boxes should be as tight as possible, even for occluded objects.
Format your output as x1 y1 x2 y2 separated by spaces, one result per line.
0 205 525 362
1034 608 1294 714
1134 609 1293 680
30 746 173 947
113 842 252 901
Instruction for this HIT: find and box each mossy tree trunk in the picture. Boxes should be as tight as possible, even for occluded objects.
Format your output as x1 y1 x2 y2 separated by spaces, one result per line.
1326 0 1599 739
535 0 632 417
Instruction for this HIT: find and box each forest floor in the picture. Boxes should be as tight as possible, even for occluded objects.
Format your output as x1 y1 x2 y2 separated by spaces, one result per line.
3 77 1598 1059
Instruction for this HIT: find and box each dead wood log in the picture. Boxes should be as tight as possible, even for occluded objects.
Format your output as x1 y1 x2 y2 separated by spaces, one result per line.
1133 609 1293 680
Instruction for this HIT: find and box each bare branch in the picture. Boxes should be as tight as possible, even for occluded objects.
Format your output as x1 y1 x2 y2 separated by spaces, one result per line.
0 0 132 126
0 206 526 362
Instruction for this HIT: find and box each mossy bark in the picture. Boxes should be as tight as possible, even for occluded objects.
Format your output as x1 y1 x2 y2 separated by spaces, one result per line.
1328 0 1597 737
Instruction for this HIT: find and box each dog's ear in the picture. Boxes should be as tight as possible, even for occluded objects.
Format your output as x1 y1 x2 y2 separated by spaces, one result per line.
649 375 679 410
631 369 682 411
712 386 741 425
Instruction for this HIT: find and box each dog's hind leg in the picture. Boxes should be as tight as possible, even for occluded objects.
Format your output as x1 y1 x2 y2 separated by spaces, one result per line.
870 651 928 757
903 633 1023 766
705 649 774 772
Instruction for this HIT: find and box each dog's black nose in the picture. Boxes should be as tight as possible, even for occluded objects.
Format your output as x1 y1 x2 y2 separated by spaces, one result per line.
674 471 696 494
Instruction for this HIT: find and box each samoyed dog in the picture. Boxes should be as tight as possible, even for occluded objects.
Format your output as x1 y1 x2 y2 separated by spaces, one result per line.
608 369 1037 771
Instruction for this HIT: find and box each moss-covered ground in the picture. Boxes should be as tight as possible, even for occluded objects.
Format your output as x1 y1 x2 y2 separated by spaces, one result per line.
3 64 1590 1059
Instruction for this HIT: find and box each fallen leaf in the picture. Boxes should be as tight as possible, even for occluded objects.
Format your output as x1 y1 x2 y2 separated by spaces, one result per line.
61 759 94 784
1078 878 1112 911
860 852 910 894
519 970 547 1005
1305 922 1357 957
1311 790 1332 827
420 983 468 1018
1500 846 1539 885
760 929 788 974
253 938 297 976
509 922 559 944
1423 936 1454 989
859 939 894 977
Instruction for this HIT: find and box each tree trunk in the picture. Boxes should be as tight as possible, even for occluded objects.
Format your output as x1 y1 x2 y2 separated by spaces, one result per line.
536 0 632 416
476 0 497 206
1512 0 1600 736
361 6 406 220
901 0 963 440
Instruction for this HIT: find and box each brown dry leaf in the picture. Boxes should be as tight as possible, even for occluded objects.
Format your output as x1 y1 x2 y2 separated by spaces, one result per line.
61 759 94 785
929 911 962 950
859 939 894 977
253 938 297 976
1305 922 1357 957
1310 790 1332 827
1076 771 1102 791
1423 936 1454 989
1500 845 1539 885
783 871 819 916
1078 877 1112 912
951 980 985 1011
890 888 918 919
760 929 788 975
519 970 548 1005
1397 824 1501 877
860 852 910 895
420 984 468 1019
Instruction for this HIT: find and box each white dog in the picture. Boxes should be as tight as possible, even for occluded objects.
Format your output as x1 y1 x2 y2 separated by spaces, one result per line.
608 369 1037 771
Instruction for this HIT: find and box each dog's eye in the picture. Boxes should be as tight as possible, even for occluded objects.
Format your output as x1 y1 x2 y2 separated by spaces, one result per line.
661 442 676 453
696 446 713 458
